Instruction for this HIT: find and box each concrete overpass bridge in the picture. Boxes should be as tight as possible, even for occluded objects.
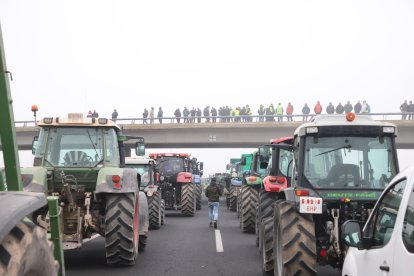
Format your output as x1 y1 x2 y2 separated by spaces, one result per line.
9 114 414 151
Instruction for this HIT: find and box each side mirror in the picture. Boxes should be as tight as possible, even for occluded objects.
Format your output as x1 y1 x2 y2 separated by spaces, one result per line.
32 136 39 155
226 164 230 170
240 157 246 166
134 138 145 156
341 220 362 247
200 162 204 170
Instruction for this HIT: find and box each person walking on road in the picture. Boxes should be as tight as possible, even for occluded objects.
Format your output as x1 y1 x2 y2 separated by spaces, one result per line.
205 177 222 229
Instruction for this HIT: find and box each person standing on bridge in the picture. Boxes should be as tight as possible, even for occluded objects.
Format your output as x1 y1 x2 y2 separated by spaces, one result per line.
143 108 149 124
314 101 322 115
149 107 155 124
111 109 118 122
286 102 294 121
205 177 222 229
157 107 163 124
400 100 408 120
302 103 310 121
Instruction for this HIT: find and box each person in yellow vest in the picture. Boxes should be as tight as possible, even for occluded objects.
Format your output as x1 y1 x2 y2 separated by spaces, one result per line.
230 108 235 123
234 107 240 122
276 103 284 122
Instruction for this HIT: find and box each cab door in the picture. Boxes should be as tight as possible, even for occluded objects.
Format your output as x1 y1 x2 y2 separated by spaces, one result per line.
348 179 407 276
392 184 414 275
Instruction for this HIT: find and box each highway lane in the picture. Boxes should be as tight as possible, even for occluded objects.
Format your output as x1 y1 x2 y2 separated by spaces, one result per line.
65 196 340 276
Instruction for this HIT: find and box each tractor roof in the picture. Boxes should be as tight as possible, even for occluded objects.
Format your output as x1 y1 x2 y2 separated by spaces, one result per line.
38 114 120 130
125 156 155 165
270 136 294 144
149 153 190 158
294 114 397 137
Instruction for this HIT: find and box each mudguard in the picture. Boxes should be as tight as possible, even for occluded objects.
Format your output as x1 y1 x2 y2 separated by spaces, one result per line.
263 175 288 192
245 175 262 185
230 178 242 186
176 172 193 183
20 167 48 193
0 192 47 242
138 191 149 236
96 167 139 193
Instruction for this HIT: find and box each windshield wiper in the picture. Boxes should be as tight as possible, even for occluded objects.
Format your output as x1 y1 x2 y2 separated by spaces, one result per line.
315 144 351 157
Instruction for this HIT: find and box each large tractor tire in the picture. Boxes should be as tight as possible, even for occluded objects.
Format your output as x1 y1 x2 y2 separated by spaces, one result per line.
256 190 279 247
229 186 238 212
105 193 139 266
196 185 202 210
161 200 166 225
273 200 317 276
148 192 162 230
260 217 274 274
138 235 147 252
240 185 259 233
0 221 57 276
181 183 196 216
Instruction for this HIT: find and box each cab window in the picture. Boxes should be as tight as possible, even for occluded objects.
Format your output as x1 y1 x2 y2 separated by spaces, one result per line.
402 187 414 253
366 179 407 247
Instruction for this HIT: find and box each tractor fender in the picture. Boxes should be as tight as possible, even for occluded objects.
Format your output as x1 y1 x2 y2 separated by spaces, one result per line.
277 187 297 204
0 192 47 242
176 172 193 183
138 191 149 236
20 167 48 193
262 176 288 192
245 175 262 185
95 167 139 193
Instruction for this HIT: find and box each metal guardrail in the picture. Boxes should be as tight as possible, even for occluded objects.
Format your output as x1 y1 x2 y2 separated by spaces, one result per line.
14 112 414 127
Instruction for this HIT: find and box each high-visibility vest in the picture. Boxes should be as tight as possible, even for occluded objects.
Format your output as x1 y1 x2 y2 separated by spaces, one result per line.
276 105 283 115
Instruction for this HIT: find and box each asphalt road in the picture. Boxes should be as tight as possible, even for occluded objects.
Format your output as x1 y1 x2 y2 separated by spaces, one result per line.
65 196 340 276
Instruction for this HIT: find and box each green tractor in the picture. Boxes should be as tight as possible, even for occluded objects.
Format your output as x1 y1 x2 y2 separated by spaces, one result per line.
22 115 147 266
126 156 166 231
0 23 63 275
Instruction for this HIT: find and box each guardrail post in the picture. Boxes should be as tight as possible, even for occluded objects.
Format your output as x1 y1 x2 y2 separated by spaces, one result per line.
48 196 65 276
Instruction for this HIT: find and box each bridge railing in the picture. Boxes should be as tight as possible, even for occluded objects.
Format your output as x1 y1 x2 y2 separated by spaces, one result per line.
15 112 413 127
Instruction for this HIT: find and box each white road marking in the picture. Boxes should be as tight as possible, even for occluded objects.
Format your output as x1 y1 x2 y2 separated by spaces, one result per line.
215 229 224 253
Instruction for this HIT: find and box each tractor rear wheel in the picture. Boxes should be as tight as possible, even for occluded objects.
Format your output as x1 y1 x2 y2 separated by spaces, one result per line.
257 189 279 247
273 200 317 276
240 185 259 233
229 186 238 212
105 193 139 265
181 183 196 216
0 221 57 276
161 200 166 225
260 217 274 274
148 192 162 230
196 185 202 210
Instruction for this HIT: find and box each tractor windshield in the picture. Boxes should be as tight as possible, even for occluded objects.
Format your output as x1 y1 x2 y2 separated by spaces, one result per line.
34 127 120 167
157 157 185 176
303 136 397 190
125 164 153 187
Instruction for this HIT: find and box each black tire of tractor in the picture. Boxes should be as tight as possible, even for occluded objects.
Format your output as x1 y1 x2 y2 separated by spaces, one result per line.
148 192 162 230
240 185 259 233
161 200 166 225
196 185 202 210
260 217 274 274
229 186 238 212
105 193 138 266
257 190 279 248
138 235 147 252
273 200 317 276
181 183 196 216
0 221 57 276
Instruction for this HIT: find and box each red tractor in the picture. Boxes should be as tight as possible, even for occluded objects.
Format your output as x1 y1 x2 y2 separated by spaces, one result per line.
149 153 196 216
